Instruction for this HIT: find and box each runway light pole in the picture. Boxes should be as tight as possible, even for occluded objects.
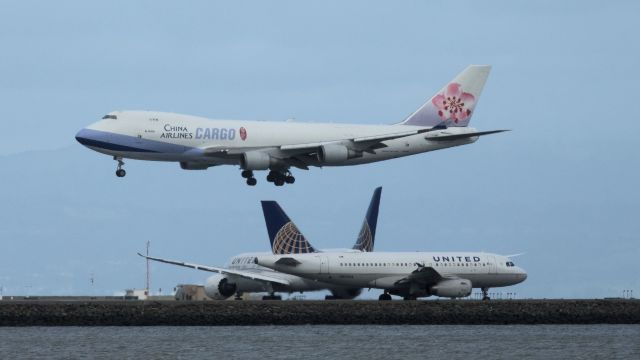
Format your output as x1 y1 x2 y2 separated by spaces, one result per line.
146 241 151 296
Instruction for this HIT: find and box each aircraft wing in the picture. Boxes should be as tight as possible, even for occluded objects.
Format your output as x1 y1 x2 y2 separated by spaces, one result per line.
394 265 444 287
279 128 431 152
137 253 291 286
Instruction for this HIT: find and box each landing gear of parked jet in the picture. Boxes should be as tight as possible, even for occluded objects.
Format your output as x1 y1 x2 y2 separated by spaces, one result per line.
266 170 295 186
481 287 490 301
114 156 126 177
262 294 282 300
378 292 392 301
241 170 257 186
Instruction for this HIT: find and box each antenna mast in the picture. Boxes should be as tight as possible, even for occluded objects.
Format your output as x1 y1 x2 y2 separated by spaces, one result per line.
146 240 150 296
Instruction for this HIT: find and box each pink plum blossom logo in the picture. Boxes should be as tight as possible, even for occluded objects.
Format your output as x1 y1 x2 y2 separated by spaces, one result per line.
239 127 247 141
432 83 475 123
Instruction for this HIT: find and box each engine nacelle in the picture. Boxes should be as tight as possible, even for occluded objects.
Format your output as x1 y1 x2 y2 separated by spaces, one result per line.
180 161 214 170
204 274 237 300
429 279 472 298
241 151 285 170
330 287 362 299
317 144 362 164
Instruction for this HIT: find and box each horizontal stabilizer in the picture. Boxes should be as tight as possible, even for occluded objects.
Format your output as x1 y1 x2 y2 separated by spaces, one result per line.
425 129 509 141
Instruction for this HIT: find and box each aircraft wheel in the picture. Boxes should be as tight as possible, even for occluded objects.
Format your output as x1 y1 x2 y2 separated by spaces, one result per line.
116 169 126 177
241 170 253 179
379 293 392 301
266 171 276 182
481 287 490 301
285 175 295 184
246 177 257 186
274 178 285 186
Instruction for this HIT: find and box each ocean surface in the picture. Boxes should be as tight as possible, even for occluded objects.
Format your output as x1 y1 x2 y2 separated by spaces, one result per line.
0 325 638 359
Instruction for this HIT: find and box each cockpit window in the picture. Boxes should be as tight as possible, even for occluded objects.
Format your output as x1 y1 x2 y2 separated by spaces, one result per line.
506 261 515 267
102 114 117 120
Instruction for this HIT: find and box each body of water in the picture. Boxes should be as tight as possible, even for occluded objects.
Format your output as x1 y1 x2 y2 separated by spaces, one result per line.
0 325 638 359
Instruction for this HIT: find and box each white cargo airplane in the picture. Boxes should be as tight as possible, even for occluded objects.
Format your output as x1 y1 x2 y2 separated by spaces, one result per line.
139 187 381 300
255 250 527 300
76 65 505 185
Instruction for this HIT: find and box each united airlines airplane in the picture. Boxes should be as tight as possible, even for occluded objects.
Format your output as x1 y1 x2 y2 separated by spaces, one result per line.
255 250 526 301
140 188 381 300
76 65 505 186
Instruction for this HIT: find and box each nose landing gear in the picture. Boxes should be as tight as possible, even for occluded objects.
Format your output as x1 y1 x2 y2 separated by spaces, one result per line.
114 157 126 177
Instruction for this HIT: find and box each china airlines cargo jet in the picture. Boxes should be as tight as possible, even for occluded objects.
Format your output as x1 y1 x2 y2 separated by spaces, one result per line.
76 65 505 186
140 188 381 300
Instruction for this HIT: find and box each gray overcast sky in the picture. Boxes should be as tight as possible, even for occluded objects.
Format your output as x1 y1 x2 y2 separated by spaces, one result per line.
1 0 638 299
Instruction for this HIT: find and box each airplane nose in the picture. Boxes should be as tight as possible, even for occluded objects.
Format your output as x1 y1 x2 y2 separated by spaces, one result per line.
75 128 93 146
518 270 527 283
75 127 110 149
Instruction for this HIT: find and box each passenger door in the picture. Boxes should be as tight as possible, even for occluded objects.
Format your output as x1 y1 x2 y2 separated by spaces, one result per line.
488 255 497 274
320 256 329 274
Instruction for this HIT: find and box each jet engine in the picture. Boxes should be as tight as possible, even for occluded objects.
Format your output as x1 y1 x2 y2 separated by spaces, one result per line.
329 287 362 299
317 144 362 164
241 151 285 170
429 279 472 298
204 274 237 300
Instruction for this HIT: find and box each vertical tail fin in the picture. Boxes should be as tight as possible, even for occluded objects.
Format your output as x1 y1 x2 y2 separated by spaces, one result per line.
352 187 382 252
261 201 317 254
400 65 491 127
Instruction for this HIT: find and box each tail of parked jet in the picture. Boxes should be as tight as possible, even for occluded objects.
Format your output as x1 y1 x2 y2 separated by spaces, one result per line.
261 201 317 254
400 65 491 128
352 187 382 252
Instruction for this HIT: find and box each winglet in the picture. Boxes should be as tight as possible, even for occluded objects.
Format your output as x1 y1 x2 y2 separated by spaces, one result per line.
352 187 382 252
261 201 317 254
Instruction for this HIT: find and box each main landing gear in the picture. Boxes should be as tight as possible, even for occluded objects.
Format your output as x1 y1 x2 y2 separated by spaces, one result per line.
241 170 257 186
114 156 126 177
262 293 282 300
481 287 490 301
240 169 296 186
378 292 392 301
266 170 295 187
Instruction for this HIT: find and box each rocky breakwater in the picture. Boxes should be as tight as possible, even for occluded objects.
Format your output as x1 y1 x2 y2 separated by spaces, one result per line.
1 299 639 326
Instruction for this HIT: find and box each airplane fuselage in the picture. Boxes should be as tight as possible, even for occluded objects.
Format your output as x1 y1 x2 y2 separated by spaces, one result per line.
256 251 527 298
206 252 362 299
76 111 478 166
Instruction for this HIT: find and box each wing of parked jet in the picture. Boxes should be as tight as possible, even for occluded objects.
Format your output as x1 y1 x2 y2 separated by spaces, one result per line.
137 253 291 286
394 264 451 287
